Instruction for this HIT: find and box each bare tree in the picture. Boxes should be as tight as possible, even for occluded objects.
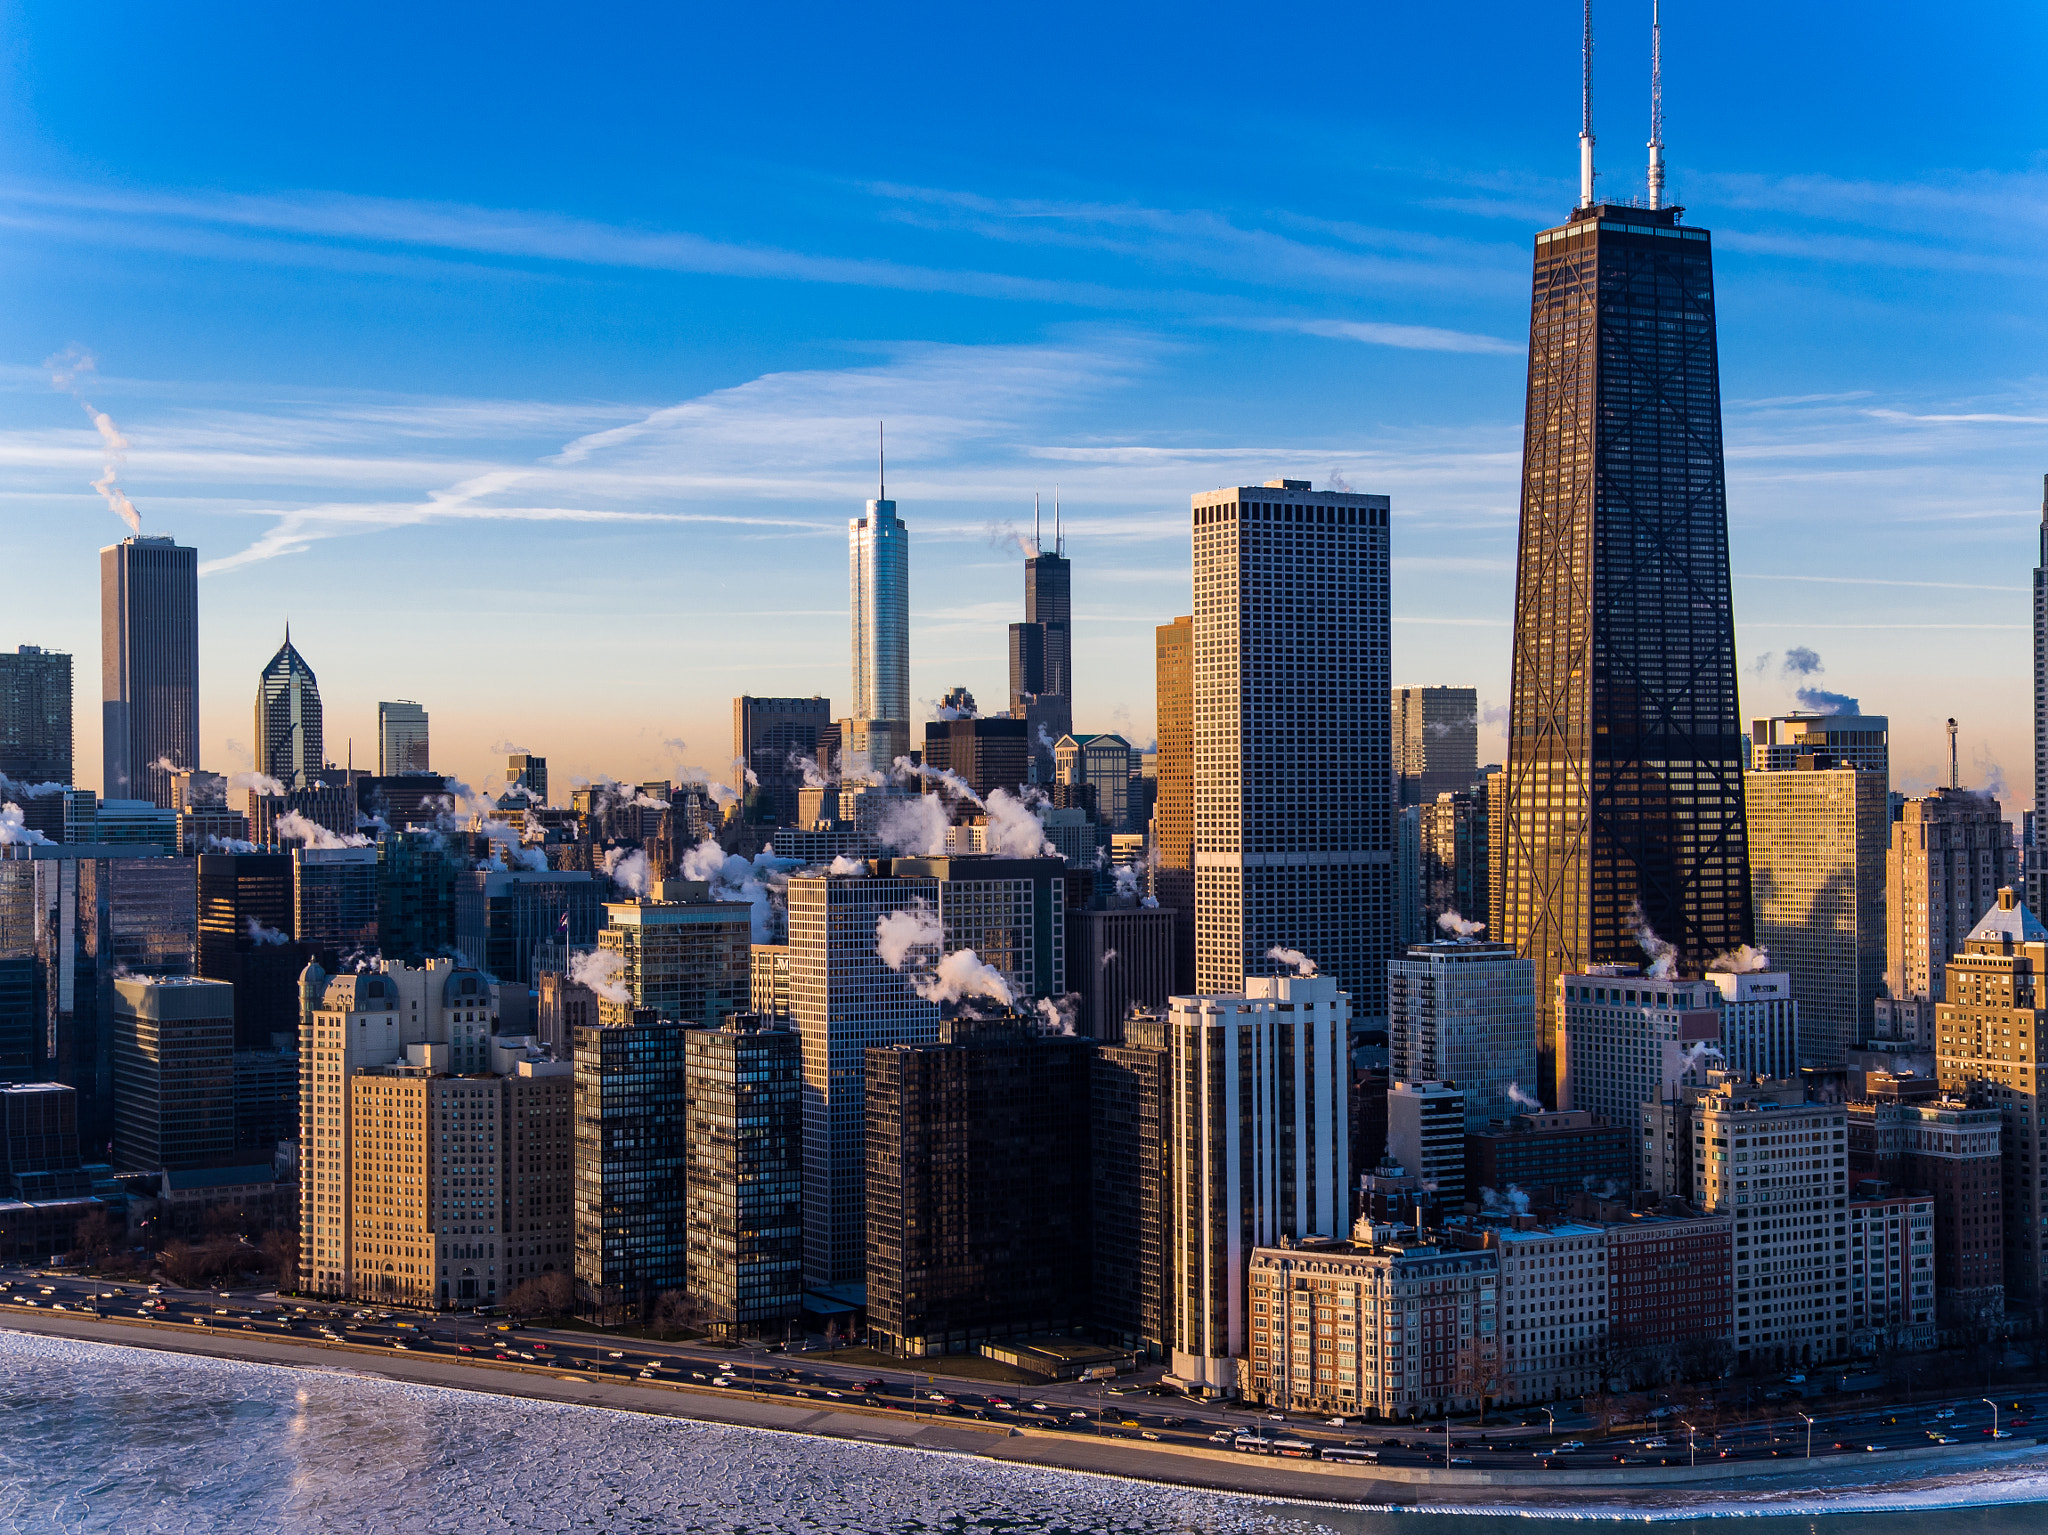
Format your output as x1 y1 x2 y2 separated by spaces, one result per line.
649 1289 702 1340
73 1209 121 1268
506 1271 573 1319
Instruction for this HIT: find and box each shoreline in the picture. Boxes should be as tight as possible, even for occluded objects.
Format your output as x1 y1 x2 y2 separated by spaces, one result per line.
7 1308 2048 1517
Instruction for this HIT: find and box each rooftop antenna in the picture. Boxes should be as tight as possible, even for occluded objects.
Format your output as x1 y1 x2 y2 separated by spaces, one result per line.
877 421 885 501
1578 0 1597 209
1055 484 1063 556
1647 0 1665 209
1948 718 1960 790
1033 492 1042 555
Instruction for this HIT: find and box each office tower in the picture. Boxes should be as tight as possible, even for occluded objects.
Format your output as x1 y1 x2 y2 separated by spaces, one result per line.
11 785 91 845
850 489 911 772
1703 968 1799 1080
733 697 831 825
0 1081 89 1199
233 1041 299 1155
1843 1182 1937 1353
1191 480 1392 1007
865 1016 1093 1355
253 630 325 790
0 861 33 1078
594 893 751 1028
889 853 1067 1002
357 773 451 834
681 1013 802 1337
1494 1220 1611 1401
377 701 430 777
1387 939 1537 1130
1498 188 1752 1103
1070 903 1174 1041
375 830 459 968
1901 1099 2004 1329
506 753 547 804
1604 1208 1735 1372
1935 887 2048 1317
1391 686 1478 807
1149 618 1189 987
1418 790 1489 937
299 958 537 1297
1691 1083 1850 1364
2036 477 2048 914
573 1016 691 1321
197 851 307 1047
169 770 225 812
0 646 72 788
292 847 379 969
1465 1108 1632 1200
1393 805 1423 949
1092 1015 1169 1357
1385 1080 1467 1207
749 943 790 1015
1557 965 1719 1128
1246 1231 1499 1418
1750 713 1890 778
101 536 199 807
247 783 357 846
1026 509 1072 700
1746 760 1887 1063
456 868 604 987
92 798 178 849
1485 768 1507 937
921 715 1030 802
1164 973 1350 1397
110 976 235 1172
788 868 942 1286
1889 789 2018 1006
1055 733 1134 833
1007 621 1045 719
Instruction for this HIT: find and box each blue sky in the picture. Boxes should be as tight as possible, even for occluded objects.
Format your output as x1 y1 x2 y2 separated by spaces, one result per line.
3 1 2044 803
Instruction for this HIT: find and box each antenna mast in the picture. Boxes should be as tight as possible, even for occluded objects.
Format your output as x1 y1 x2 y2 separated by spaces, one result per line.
1578 0 1596 209
1949 718 1960 790
878 421 886 501
1647 0 1665 209
1054 484 1063 555
1033 492 1042 555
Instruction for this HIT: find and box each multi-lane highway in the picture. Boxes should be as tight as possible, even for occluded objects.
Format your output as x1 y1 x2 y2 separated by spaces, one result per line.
1 1264 2035 1472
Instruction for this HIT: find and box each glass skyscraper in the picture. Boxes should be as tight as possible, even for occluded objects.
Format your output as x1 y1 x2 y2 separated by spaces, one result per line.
100 536 199 808
255 629 325 790
849 496 910 772
1498 199 1752 1100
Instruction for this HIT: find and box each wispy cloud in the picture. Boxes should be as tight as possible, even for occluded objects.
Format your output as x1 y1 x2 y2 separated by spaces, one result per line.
1256 317 1522 356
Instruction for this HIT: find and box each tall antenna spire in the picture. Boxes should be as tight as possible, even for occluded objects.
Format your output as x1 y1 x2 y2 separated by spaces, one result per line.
1578 0 1597 209
878 421 886 501
1054 484 1063 556
1647 0 1666 209
1033 492 1042 555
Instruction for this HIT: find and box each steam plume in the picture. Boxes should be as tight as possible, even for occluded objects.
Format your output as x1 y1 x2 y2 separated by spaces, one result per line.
567 947 630 1005
246 917 290 946
1035 993 1079 1035
0 803 51 846
1266 945 1318 977
48 348 142 533
275 811 370 849
1709 943 1770 974
1503 1082 1542 1112
872 793 949 856
1628 901 1678 980
875 901 944 970
914 948 1014 1007
1436 909 1485 938
983 787 1050 858
604 847 653 897
230 771 288 798
826 854 867 876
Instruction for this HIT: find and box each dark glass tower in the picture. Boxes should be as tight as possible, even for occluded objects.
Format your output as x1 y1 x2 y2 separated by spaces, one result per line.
101 537 199 808
1499 199 1752 1100
254 629 325 790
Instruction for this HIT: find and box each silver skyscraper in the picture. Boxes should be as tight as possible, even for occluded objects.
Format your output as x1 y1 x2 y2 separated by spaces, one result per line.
2033 475 2048 915
850 491 910 773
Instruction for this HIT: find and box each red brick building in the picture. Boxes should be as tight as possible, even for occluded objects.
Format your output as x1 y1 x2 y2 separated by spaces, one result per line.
1605 1207 1734 1365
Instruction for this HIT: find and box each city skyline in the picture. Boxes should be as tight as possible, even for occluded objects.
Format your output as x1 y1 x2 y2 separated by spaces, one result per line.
0 5 2042 802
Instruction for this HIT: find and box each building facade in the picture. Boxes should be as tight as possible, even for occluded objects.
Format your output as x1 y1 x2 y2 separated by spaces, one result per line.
1165 974 1351 1397
1092 1019 1169 1357
458 869 605 988
683 1014 803 1338
1890 789 2019 1006
1387 1080 1467 1208
1466 1110 1633 1203
101 536 200 808
1750 713 1890 779
1704 969 1800 1080
1844 1181 1937 1354
197 850 306 1047
1154 614 1195 993
1604 1208 1734 1369
733 696 831 825
1558 966 1720 1129
1744 761 1888 1065
0 645 72 789
593 895 751 1029
1069 902 1175 1042
1933 887 2048 1318
1191 480 1392 1008
110 976 235 1172
1497 203 1752 1102
1388 939 1537 1130
573 1017 691 1321
1419 790 1490 940
1392 686 1478 807
1495 1221 1609 1402
293 847 379 969
376 701 430 777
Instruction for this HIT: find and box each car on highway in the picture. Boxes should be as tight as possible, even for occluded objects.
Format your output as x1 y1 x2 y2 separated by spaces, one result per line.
1935 1409 1956 1419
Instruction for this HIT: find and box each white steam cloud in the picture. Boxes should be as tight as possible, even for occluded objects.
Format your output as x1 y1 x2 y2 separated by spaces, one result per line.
983 787 1051 858
1035 994 1079 1035
875 901 944 971
1709 943 1771 974
246 917 290 946
1629 901 1678 980
567 947 631 1005
1436 909 1485 938
680 837 794 942
1503 1082 1542 1112
872 793 950 856
275 811 370 849
230 771 288 798
0 803 51 846
1266 945 1318 977
826 854 867 876
914 948 1014 1008
603 846 653 898
48 348 142 534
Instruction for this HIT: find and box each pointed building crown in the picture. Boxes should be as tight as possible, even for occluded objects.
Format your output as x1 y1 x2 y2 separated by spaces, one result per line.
1965 886 2048 948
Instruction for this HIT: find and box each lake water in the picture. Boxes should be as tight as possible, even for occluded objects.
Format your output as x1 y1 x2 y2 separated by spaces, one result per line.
5 1330 2048 1533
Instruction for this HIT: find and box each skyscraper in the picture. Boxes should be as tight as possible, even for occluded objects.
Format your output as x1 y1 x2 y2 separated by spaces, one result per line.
1750 713 1889 779
1386 939 1537 1130
1887 788 2018 1006
850 480 910 774
2034 475 2048 916
1026 506 1072 700
110 976 236 1172
1154 615 1194 991
1191 480 1391 1007
0 646 72 789
1391 686 1478 807
733 696 831 825
101 536 199 807
506 753 547 804
1496 68 1751 1100
377 701 430 777
254 630 325 790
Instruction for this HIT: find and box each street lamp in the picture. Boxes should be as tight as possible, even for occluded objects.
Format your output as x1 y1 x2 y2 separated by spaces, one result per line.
1680 1419 1697 1468
1797 1411 1815 1459
1984 1398 2002 1438
1542 1406 1556 1436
